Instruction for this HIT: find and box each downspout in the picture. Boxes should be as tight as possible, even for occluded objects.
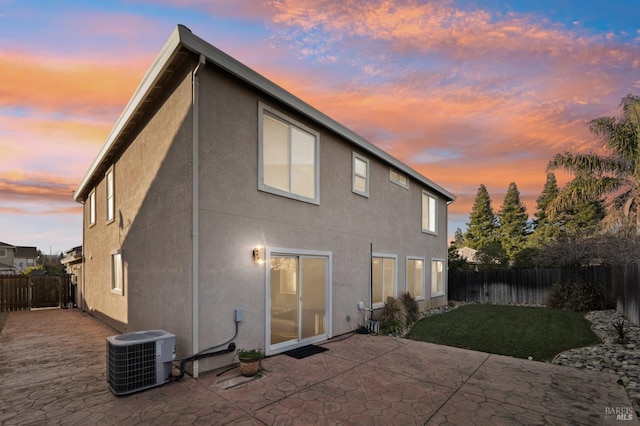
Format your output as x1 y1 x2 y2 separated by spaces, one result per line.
191 53 206 378
80 201 86 313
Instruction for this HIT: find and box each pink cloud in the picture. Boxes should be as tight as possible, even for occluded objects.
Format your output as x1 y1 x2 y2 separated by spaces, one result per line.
0 51 150 119
0 172 77 204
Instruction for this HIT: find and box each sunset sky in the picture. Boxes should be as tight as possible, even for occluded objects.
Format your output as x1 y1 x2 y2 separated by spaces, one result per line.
1 0 639 254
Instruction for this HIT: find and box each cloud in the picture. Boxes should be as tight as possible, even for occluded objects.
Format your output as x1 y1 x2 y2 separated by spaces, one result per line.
0 172 77 205
0 51 149 120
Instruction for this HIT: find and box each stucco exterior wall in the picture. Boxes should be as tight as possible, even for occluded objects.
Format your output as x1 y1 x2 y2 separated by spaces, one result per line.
194 65 449 370
80 51 450 374
82 64 195 353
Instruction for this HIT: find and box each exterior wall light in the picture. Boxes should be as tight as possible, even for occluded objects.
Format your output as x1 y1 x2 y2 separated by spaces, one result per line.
253 247 265 264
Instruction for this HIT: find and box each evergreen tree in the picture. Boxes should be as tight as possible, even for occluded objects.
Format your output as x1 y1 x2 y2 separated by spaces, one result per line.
498 182 529 260
534 173 559 225
465 184 497 250
528 173 562 248
450 227 465 248
529 172 606 250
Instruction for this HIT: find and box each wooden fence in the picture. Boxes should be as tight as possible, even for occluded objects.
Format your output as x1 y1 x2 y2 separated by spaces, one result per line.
449 264 640 325
0 275 70 312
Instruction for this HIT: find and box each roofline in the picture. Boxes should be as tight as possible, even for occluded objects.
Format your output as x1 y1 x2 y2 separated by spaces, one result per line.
74 25 456 202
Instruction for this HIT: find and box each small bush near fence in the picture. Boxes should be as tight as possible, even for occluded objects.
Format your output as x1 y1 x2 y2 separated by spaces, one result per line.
547 278 613 312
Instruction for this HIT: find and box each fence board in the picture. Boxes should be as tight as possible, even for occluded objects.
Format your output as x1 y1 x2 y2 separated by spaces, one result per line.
0 276 30 311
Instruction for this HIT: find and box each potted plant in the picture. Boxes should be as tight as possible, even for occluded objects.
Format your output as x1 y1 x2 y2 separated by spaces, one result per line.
237 348 263 377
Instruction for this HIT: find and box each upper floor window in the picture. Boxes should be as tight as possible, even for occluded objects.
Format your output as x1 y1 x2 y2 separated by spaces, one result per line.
0 249 6 258
259 104 319 204
390 169 408 189
89 190 96 226
106 168 115 223
352 153 369 197
422 191 437 234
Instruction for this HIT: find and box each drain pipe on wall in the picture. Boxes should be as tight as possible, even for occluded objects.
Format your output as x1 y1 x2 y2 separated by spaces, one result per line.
191 53 206 378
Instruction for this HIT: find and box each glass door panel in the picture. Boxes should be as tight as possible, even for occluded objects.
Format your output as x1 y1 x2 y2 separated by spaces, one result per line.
300 257 326 340
270 257 298 345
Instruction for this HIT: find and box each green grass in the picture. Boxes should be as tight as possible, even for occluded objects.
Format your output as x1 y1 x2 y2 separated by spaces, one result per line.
407 304 600 362
0 311 8 334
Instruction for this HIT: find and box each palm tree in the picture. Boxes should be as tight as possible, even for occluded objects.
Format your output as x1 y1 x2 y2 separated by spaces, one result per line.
547 94 640 235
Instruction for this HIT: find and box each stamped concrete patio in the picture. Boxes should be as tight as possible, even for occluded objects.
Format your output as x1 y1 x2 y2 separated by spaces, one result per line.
0 309 637 425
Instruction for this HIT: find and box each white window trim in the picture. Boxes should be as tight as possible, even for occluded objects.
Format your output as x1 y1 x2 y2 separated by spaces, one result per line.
422 190 437 235
106 167 115 224
352 152 370 198
0 249 6 258
111 249 123 295
372 252 397 309
258 102 320 205
89 190 96 227
389 169 409 189
431 258 446 297
407 256 426 301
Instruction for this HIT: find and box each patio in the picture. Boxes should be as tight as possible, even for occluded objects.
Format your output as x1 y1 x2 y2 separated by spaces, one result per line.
0 309 636 425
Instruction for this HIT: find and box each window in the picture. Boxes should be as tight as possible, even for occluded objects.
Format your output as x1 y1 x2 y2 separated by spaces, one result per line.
259 104 319 204
390 169 408 189
0 249 6 257
111 251 123 294
422 191 437 234
372 254 396 308
407 257 425 300
352 153 369 197
431 259 445 296
106 168 114 223
89 190 96 226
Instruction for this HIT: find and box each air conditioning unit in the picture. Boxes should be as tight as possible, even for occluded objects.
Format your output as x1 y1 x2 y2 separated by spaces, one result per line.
107 330 176 396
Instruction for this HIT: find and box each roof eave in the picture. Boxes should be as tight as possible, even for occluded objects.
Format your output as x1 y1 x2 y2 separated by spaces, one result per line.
73 25 186 202
74 25 456 203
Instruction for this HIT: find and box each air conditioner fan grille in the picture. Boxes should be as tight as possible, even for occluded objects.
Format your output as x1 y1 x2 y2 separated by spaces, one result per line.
107 341 156 394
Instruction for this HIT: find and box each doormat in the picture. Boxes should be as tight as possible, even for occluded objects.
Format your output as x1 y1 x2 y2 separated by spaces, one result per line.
283 345 329 359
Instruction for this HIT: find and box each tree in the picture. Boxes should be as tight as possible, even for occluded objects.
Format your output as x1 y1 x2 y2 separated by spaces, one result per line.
450 227 465 248
528 173 561 248
464 184 498 250
534 173 559 225
547 94 640 235
497 182 529 260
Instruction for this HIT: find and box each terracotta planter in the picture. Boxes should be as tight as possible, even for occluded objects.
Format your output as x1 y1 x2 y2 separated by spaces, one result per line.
239 357 260 377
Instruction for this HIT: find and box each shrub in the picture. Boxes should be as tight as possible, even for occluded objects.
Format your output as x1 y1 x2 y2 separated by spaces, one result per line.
400 292 420 326
613 319 628 344
379 296 406 335
546 278 611 312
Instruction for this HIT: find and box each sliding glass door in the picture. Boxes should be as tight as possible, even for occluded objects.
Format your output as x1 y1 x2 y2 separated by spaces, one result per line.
269 252 329 352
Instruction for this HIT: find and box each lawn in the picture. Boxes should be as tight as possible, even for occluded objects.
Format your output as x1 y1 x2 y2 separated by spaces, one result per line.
406 304 600 362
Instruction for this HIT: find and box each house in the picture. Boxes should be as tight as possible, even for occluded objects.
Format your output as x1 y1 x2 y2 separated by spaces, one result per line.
14 246 38 274
73 25 455 376
456 246 481 270
61 246 83 308
0 242 17 275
